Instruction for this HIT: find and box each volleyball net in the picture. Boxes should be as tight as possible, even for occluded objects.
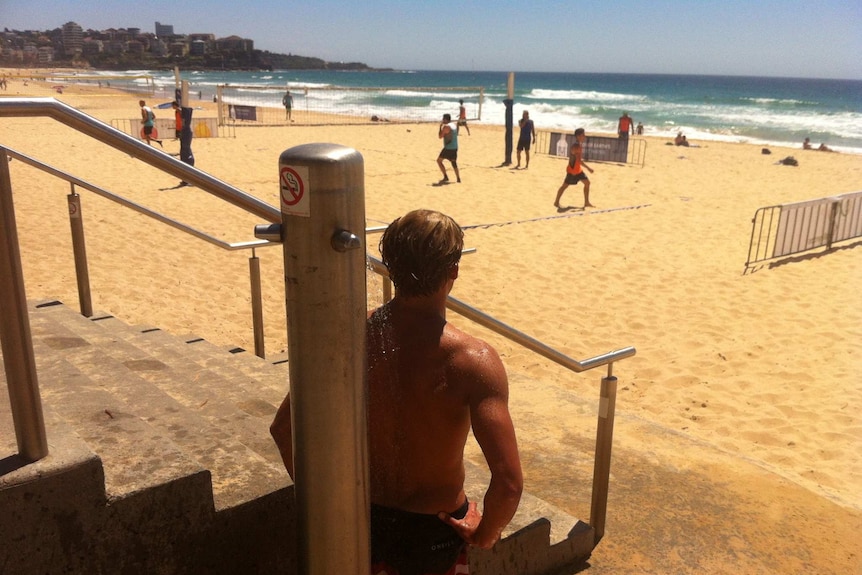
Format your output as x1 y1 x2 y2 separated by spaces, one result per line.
215 84 485 126
7 72 157 95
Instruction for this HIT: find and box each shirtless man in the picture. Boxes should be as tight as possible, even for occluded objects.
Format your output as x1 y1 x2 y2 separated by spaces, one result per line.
458 99 471 136
554 128 595 209
271 209 523 574
138 100 163 147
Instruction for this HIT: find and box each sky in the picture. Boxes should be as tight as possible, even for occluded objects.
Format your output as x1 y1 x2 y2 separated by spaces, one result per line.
3 0 861 80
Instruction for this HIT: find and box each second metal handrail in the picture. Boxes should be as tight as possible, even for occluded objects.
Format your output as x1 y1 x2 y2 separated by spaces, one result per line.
4 145 277 359
6 147 275 253
366 254 636 374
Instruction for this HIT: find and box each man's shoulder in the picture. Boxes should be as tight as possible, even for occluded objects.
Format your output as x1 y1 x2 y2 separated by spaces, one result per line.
444 324 502 372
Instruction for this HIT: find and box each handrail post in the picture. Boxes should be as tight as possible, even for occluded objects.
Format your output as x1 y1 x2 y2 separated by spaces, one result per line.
279 143 369 574
589 369 618 545
67 185 93 317
249 248 265 358
0 148 49 461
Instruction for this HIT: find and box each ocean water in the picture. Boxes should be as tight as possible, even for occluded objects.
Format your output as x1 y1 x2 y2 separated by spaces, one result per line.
98 69 862 154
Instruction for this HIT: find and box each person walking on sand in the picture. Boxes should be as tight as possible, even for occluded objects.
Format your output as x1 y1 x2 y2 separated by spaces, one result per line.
270 209 523 575
458 99 471 135
554 128 594 209
139 100 163 147
437 113 461 184
282 90 293 122
515 110 536 169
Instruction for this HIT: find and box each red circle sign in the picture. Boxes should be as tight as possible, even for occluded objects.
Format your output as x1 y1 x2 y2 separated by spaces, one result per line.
280 167 304 206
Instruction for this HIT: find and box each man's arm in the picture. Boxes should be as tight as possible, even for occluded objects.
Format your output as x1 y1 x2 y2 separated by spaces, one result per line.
574 145 594 173
531 121 536 142
270 393 295 480
439 123 452 143
444 340 523 549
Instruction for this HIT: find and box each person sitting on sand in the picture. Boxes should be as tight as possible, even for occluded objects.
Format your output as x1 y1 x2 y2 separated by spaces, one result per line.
803 137 813 150
674 132 690 147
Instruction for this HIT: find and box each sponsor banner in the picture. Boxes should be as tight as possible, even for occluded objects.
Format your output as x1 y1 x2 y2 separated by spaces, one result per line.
583 135 628 163
230 104 257 121
547 133 629 162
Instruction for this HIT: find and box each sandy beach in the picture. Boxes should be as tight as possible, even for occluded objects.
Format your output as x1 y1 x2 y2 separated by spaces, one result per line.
2 73 860 573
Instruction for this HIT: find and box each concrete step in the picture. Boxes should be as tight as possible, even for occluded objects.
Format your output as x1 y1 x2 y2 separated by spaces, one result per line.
87 311 290 396
27 300 290 510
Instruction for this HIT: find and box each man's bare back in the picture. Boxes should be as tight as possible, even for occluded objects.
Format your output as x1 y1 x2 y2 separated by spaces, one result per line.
367 300 477 514
272 209 522 569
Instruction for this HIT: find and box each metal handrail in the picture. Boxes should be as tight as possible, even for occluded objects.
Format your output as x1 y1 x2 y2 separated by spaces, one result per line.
366 254 636 375
0 97 280 224
5 147 275 252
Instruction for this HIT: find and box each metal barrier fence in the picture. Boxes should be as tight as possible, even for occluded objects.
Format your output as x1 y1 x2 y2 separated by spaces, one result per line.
536 131 647 167
110 116 231 140
745 190 862 271
215 84 485 126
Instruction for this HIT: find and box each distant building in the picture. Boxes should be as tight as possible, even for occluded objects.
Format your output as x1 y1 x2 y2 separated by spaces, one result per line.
216 35 253 53
62 21 83 56
37 45 54 63
169 41 188 57
81 38 104 56
189 40 207 56
155 22 174 37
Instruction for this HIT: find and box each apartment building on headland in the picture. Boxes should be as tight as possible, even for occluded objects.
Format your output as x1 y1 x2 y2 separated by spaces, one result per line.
0 20 254 68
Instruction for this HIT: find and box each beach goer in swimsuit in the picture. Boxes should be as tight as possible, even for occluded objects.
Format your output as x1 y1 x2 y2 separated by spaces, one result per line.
516 110 536 169
139 100 162 147
554 128 594 209
437 114 461 184
458 99 470 135
271 209 523 574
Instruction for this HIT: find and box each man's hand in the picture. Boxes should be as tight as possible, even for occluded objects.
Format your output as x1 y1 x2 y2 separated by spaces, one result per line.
438 501 499 550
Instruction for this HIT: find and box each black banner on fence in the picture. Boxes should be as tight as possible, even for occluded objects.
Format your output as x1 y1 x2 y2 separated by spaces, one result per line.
584 135 628 163
546 132 629 163
230 105 257 121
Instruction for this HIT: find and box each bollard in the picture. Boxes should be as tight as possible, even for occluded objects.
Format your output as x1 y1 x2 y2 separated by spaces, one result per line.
279 143 369 574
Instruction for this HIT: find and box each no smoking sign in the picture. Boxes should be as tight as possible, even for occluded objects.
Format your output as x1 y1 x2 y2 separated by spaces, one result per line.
280 165 310 217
